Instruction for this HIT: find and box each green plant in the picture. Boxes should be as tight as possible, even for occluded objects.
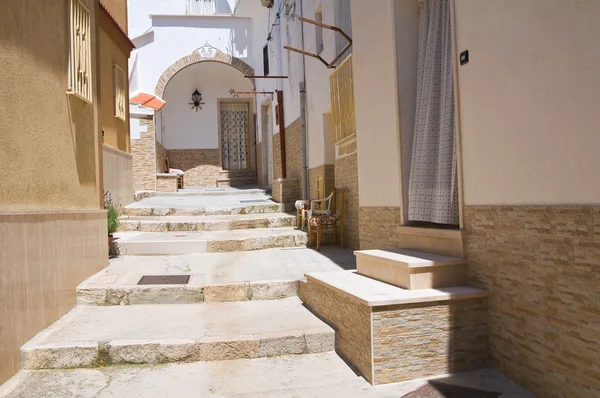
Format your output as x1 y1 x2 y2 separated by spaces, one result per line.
104 190 121 236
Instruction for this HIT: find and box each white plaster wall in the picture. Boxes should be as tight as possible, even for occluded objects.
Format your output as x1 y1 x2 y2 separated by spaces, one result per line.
131 16 252 96
162 62 253 150
454 0 600 205
128 0 238 38
129 117 147 140
235 0 282 145
237 0 350 169
351 0 403 208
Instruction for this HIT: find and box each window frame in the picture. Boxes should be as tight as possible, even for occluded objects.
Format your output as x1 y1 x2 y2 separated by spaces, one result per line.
67 0 93 103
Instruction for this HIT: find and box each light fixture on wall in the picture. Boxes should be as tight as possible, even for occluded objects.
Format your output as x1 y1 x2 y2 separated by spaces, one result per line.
189 89 205 111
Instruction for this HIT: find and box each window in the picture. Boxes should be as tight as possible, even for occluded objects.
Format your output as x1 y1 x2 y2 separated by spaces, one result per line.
315 5 324 54
263 45 270 76
114 65 126 120
330 55 355 143
68 0 92 103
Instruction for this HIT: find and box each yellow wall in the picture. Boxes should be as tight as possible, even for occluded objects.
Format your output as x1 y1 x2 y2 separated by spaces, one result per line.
98 7 131 153
0 0 101 211
455 0 600 205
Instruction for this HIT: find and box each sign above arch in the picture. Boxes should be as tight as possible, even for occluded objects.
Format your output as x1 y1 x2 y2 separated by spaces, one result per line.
155 44 255 98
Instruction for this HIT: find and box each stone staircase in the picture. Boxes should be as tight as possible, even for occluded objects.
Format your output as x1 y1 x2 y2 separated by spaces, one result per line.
0 189 532 396
0 188 343 392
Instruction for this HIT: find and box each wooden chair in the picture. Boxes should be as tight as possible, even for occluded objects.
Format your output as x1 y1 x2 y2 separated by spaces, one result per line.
307 188 345 251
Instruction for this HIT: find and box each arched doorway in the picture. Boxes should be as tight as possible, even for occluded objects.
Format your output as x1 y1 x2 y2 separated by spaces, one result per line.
155 45 258 187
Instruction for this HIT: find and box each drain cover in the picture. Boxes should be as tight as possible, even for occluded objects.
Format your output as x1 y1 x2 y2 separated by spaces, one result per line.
239 199 269 204
137 275 191 285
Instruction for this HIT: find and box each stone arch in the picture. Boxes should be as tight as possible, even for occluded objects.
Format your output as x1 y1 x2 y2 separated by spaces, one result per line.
155 44 255 98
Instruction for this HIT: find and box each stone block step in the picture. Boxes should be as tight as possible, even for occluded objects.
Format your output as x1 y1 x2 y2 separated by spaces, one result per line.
0 357 533 398
218 169 257 177
119 213 295 233
154 187 268 197
77 248 355 306
301 270 486 307
123 202 281 217
113 229 307 255
355 249 468 290
77 277 299 306
216 178 258 188
20 298 334 370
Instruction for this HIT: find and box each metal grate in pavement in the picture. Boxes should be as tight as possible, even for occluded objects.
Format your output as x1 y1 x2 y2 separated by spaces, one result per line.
137 275 191 285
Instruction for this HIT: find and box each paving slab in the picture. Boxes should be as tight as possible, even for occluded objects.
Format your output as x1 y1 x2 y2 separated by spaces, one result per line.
0 353 532 398
119 213 295 232
113 228 307 255
78 247 356 305
21 298 334 369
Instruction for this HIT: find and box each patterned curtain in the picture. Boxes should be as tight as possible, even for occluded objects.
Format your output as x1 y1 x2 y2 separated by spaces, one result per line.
408 0 459 225
221 103 249 170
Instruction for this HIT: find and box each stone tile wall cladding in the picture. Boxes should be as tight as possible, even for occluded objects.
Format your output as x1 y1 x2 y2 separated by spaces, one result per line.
156 175 178 193
131 119 156 191
155 140 167 174
298 281 373 383
167 149 220 187
299 281 488 385
372 299 488 385
271 118 302 201
0 210 108 383
335 152 360 249
464 205 600 398
309 164 335 200
359 207 402 250
358 207 465 257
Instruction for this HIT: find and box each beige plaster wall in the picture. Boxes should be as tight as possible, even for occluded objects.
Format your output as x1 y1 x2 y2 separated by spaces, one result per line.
98 8 131 153
350 0 402 208
394 0 420 223
455 0 600 206
0 0 101 211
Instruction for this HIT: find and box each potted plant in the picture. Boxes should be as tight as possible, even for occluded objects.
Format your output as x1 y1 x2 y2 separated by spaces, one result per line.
104 190 120 248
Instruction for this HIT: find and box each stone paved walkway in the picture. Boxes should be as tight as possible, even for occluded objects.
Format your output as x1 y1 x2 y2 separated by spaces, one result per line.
0 188 532 397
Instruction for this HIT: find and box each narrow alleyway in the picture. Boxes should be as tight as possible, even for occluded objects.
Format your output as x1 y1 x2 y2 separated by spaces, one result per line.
0 188 531 397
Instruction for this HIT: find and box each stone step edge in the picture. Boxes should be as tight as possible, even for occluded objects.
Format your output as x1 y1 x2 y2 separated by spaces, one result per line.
117 215 295 232
21 330 335 370
123 204 284 217
76 280 299 306
354 249 466 272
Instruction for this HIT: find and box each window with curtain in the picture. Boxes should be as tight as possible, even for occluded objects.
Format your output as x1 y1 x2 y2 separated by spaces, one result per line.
408 0 459 226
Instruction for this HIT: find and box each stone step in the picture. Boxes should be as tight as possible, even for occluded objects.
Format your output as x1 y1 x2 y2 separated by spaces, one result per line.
76 247 355 306
123 202 281 217
355 249 468 290
155 187 268 196
0 357 532 398
113 229 307 255
119 213 295 233
218 169 257 178
216 178 259 188
20 298 335 370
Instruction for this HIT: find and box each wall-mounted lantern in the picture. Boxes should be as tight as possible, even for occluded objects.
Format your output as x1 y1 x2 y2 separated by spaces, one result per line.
189 89 205 111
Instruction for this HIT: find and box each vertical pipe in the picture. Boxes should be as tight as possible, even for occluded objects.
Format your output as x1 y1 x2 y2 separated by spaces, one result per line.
299 0 309 200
